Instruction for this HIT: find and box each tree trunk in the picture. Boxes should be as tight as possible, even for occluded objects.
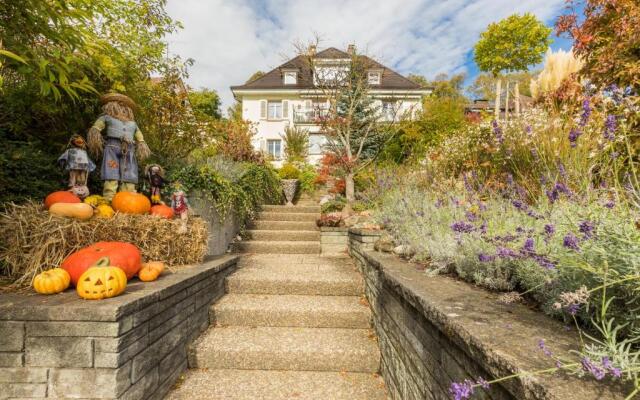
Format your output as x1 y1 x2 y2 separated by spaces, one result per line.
515 82 520 116
343 172 355 216
505 81 510 121
494 79 502 119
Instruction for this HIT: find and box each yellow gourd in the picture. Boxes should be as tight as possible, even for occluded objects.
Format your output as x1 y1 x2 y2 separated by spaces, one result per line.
95 204 115 219
76 257 127 300
49 203 94 220
33 268 70 295
84 195 109 207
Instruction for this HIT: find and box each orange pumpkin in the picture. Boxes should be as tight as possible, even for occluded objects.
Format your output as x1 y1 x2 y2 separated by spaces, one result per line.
44 191 81 209
61 242 141 286
150 205 174 219
111 192 151 215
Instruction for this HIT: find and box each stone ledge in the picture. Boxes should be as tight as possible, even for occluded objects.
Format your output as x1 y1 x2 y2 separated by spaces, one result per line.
0 255 238 322
320 227 349 233
352 244 627 400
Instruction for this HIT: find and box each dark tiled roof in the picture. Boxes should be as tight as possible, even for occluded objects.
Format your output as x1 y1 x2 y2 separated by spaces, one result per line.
231 47 423 91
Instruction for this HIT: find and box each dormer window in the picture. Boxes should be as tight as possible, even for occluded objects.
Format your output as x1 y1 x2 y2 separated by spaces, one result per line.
368 70 382 85
283 70 297 85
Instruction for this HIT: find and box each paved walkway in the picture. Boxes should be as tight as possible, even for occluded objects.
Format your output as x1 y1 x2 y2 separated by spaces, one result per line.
167 203 387 399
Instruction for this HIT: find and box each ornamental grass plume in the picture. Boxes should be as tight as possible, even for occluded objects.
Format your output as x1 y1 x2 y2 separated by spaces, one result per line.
530 48 584 100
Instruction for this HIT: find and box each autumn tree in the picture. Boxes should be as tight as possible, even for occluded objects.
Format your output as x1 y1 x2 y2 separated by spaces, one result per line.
189 88 222 119
295 42 402 212
556 0 640 89
474 13 551 118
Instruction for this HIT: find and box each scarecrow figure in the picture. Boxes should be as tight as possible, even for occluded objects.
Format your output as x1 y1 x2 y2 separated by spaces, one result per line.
87 93 151 201
171 182 190 234
145 164 165 205
57 134 96 199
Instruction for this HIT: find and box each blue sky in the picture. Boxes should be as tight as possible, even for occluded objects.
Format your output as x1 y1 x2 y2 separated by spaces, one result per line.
165 0 576 109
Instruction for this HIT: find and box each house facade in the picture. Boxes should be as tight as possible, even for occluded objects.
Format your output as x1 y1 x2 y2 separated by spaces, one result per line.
230 46 430 166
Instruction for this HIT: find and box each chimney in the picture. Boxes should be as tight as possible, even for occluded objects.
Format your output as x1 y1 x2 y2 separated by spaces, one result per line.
308 44 317 55
347 44 356 55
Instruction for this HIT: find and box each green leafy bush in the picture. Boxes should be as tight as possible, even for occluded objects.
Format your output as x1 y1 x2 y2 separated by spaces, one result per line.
321 196 346 214
298 164 319 193
278 163 301 180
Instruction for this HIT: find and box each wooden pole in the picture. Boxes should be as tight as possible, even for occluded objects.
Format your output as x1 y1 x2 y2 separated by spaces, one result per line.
505 81 510 121
515 82 520 116
494 79 501 119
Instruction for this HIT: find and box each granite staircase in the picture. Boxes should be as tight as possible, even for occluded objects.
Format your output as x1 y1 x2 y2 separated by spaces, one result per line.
167 202 386 399
233 200 321 254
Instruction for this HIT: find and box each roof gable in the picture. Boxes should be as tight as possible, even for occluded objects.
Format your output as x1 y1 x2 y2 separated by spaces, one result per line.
231 47 423 91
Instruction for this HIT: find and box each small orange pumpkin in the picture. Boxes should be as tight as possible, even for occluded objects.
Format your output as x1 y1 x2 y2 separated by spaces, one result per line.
111 192 151 215
138 261 165 282
150 204 174 219
44 191 81 209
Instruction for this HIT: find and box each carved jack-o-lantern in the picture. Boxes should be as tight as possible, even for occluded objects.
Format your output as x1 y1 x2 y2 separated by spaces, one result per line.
76 257 127 300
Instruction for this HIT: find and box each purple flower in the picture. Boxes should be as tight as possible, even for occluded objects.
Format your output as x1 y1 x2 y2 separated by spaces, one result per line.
451 221 475 234
546 188 559 203
526 210 543 219
602 357 622 378
478 253 495 263
449 380 474 400
531 148 539 160
476 377 490 390
533 255 556 270
538 339 553 357
569 128 582 147
492 120 504 144
563 233 581 251
611 151 619 160
579 220 595 239
558 162 567 180
604 200 615 209
566 303 580 315
479 220 488 235
603 115 617 141
522 238 535 254
496 247 519 259
581 357 606 380
465 211 477 222
554 182 572 196
580 98 592 126
544 224 556 236
525 125 532 135
511 200 526 211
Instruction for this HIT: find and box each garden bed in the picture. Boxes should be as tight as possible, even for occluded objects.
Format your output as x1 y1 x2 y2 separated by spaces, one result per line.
0 255 239 399
348 229 627 400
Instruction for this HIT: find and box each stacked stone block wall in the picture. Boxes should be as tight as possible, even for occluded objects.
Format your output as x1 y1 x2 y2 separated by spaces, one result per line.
320 227 348 255
0 255 238 400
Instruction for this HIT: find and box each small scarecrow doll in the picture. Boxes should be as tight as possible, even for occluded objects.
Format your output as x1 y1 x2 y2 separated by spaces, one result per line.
144 164 165 205
87 93 151 201
57 134 96 199
171 182 190 234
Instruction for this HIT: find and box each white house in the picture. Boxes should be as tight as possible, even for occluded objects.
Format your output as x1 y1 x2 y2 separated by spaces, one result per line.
230 46 430 166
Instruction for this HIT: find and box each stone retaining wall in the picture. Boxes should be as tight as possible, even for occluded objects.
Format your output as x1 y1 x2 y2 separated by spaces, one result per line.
320 227 348 255
0 255 239 400
348 229 625 400
190 192 240 257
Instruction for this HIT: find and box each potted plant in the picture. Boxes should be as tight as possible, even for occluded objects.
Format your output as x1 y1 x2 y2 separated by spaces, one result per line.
278 163 301 206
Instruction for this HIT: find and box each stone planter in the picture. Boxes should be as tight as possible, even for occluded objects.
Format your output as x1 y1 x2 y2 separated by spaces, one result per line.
281 179 299 206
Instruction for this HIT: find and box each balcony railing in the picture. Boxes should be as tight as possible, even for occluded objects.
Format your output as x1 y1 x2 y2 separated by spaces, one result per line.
293 109 330 124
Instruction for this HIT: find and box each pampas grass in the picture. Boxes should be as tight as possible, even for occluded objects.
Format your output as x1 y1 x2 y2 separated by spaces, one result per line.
0 202 208 289
530 48 584 99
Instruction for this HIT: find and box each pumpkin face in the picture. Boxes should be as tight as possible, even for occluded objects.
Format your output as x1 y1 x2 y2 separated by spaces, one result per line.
150 205 174 219
84 195 109 207
76 257 127 300
95 204 115 219
61 241 141 286
33 268 70 294
44 191 81 209
49 203 94 220
111 192 151 215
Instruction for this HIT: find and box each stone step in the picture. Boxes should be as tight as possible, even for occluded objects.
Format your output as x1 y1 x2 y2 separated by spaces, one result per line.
188 326 380 373
166 369 387 400
227 260 363 296
234 240 320 254
249 220 318 231
257 212 318 222
211 294 370 328
262 205 320 213
245 229 320 241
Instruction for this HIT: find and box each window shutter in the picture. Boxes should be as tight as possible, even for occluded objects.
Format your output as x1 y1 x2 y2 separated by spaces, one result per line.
305 100 312 110
260 100 267 119
282 100 289 119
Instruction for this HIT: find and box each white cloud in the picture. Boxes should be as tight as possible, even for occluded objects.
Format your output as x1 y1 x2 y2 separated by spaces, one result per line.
165 0 566 111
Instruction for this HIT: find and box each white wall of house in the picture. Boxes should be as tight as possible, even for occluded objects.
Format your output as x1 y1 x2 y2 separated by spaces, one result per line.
237 92 424 167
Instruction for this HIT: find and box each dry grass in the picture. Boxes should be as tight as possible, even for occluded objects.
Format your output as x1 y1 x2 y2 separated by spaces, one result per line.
0 202 208 289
